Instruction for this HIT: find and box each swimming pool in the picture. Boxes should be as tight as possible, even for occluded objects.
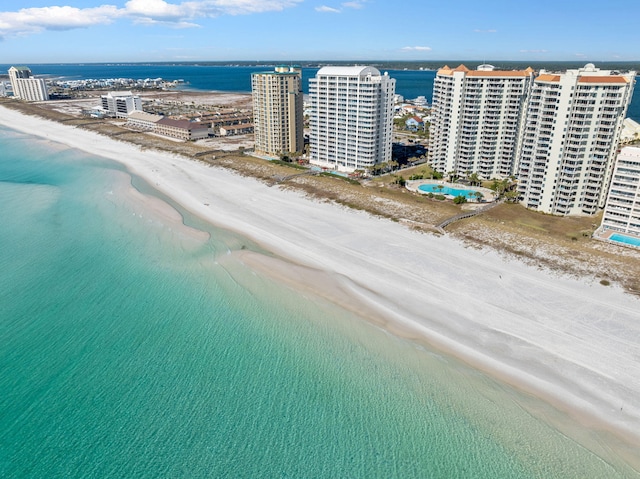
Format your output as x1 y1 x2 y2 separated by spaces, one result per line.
609 233 640 248
418 184 478 198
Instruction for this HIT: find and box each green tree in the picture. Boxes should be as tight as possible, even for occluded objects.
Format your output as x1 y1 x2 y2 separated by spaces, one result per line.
454 195 467 204
468 172 480 186
504 189 520 203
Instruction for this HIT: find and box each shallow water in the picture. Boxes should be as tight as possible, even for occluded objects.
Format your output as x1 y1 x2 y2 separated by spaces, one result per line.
0 126 637 478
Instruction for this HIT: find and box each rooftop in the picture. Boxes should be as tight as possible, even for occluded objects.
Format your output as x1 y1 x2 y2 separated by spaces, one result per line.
316 66 382 77
438 64 534 77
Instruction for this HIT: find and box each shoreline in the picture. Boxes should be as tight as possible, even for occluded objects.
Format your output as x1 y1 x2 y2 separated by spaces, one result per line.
1 104 640 470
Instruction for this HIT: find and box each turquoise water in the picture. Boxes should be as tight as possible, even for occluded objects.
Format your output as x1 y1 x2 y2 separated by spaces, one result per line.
0 126 638 478
418 183 478 197
610 232 640 248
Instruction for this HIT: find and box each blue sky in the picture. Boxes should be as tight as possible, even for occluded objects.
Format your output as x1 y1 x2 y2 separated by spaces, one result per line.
1 0 638 63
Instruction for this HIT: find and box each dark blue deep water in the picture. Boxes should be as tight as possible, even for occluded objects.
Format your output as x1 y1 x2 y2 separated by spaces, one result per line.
2 63 638 121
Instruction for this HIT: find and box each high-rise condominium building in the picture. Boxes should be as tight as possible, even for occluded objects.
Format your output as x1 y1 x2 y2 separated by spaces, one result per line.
429 64 535 179
309 66 395 172
8 66 49 102
518 64 635 215
251 66 304 157
599 146 640 237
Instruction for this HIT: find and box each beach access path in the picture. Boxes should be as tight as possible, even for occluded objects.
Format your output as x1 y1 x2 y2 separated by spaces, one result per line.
1 104 639 467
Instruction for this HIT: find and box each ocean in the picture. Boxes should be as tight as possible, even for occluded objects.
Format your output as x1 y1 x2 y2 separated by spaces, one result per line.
2 63 639 122
1 125 638 477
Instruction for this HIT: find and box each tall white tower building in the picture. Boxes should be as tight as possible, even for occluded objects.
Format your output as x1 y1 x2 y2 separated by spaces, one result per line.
309 66 395 172
517 64 635 215
428 64 535 179
251 66 304 158
8 66 49 102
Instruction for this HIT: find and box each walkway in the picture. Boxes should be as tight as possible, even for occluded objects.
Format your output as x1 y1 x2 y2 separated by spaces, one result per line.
270 169 319 185
436 199 503 230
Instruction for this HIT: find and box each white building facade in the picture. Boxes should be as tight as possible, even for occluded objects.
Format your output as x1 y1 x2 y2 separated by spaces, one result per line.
429 64 535 179
599 146 640 237
251 66 304 157
309 66 395 172
101 91 143 118
517 64 635 215
8 66 49 102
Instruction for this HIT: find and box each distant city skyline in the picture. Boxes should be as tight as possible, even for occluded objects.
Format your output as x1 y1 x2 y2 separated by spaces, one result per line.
1 0 639 64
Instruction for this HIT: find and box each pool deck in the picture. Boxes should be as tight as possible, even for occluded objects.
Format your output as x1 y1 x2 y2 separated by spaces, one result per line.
593 227 640 250
406 179 495 203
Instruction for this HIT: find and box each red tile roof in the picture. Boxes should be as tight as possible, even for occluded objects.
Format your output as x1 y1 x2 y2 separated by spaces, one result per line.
578 76 629 84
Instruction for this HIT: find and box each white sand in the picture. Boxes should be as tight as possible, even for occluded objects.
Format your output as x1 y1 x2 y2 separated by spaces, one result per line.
2 105 640 459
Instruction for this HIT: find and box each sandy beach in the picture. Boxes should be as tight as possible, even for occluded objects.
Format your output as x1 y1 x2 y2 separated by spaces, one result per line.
1 104 640 468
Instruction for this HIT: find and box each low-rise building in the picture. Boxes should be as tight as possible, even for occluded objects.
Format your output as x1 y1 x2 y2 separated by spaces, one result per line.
219 124 254 136
155 118 211 141
405 116 425 131
599 146 640 237
126 111 163 130
210 114 253 135
620 118 640 145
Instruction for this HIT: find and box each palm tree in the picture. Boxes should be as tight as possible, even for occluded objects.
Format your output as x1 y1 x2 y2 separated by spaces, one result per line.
468 172 480 186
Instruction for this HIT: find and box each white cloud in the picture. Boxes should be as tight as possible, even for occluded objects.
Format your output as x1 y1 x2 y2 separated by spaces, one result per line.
0 0 302 38
315 5 341 13
473 29 497 33
519 49 548 53
401 46 432 51
342 1 365 8
125 0 187 20
0 5 121 37
575 53 587 58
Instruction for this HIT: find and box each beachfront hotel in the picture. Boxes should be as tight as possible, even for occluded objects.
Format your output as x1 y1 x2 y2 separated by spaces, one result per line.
429 64 535 179
8 66 49 102
309 66 395 172
517 64 635 215
599 146 640 237
251 66 304 157
100 91 143 118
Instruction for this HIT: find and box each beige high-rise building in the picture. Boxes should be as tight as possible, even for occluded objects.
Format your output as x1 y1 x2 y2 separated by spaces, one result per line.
518 64 635 215
251 66 304 158
8 66 49 102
